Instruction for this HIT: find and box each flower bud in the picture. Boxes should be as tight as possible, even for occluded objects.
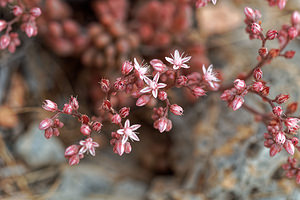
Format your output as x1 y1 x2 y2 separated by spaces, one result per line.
80 124 91 136
231 96 244 111
288 27 298 40
136 95 150 107
278 0 286 10
39 118 53 130
192 87 206 97
44 128 54 139
13 6 23 16
102 100 112 110
292 137 299 146
258 47 268 57
65 145 79 157
121 61 133 75
30 7 42 17
92 122 102 132
63 103 73 114
284 51 295 59
154 117 168 133
0 20 7 32
150 59 166 72
266 30 278 40
42 100 57 112
170 104 183 116
286 102 298 114
158 91 167 101
0 34 10 49
124 142 132 154
113 78 125 91
111 114 121 124
291 11 300 25
251 23 262 34
275 131 286 144
69 154 80 166
244 7 255 20
100 79 110 93
53 128 60 137
220 89 234 101
234 79 246 90
70 96 79 110
284 140 295 155
253 68 263 81
24 23 37 38
119 107 130 118
274 94 289 104
270 144 280 157
252 81 264 92
273 106 283 116
176 75 188 86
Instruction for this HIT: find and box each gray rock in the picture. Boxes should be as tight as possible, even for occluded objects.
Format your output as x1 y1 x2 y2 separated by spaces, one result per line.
14 122 65 168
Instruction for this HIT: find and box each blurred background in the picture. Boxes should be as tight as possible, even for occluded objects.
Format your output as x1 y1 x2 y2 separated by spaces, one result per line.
1 0 300 199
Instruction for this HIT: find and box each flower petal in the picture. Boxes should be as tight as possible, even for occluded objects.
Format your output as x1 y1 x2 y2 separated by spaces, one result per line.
152 89 158 98
117 129 125 135
153 72 160 83
165 57 174 64
130 124 141 131
125 119 130 128
129 132 140 141
157 83 167 89
140 87 152 93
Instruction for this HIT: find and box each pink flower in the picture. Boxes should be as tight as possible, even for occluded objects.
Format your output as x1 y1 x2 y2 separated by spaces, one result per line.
134 58 148 80
121 61 133 75
231 95 244 111
136 95 151 107
234 79 246 90
80 124 91 136
79 137 99 156
39 118 53 130
117 119 141 144
140 73 167 98
285 118 300 132
202 64 220 88
170 104 184 116
275 131 286 144
42 100 57 112
284 140 295 155
165 50 191 70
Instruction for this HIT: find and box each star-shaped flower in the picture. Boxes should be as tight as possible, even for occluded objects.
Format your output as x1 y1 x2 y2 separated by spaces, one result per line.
165 50 191 70
117 119 141 144
79 137 99 156
202 64 220 88
134 58 148 80
140 72 167 98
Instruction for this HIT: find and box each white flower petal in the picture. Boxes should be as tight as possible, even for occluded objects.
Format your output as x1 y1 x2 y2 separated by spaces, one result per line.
157 83 167 89
130 132 140 141
152 89 158 98
140 87 152 93
153 72 160 83
117 129 125 135
130 124 141 131
124 119 130 128
165 57 174 64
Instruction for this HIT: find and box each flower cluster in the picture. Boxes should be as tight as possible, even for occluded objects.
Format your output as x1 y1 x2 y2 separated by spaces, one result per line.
0 1 41 52
40 49 219 164
220 7 300 184
266 0 287 10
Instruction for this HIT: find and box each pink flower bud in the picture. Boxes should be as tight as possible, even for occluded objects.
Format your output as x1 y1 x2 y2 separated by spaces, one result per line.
92 122 102 132
158 91 167 101
253 68 263 81
231 96 244 111
258 47 268 57
220 89 234 101
244 7 255 20
277 0 286 10
115 140 125 156
273 106 283 116
284 140 295 155
0 34 10 49
39 118 53 130
291 11 300 25
270 144 280 157
100 79 110 93
252 82 264 92
285 117 300 132
251 23 262 34
176 75 188 86
70 96 79 110
81 114 90 124
234 79 246 90
264 139 274 148
113 78 125 91
13 6 23 16
136 95 150 107
42 100 57 112
44 128 53 139
80 124 91 136
65 145 79 157
166 119 173 132
63 103 73 114
192 87 206 97
53 128 60 137
24 23 36 38
0 20 7 32
119 107 130 118
292 137 299 146
111 114 121 124
275 131 286 144
54 119 64 128
266 30 278 40
124 142 132 154
68 154 80 166
154 117 168 133
170 104 183 116
150 59 166 72
288 27 298 40
284 51 296 59
30 7 42 17
102 100 112 110
275 94 289 104
121 61 133 75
